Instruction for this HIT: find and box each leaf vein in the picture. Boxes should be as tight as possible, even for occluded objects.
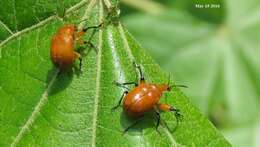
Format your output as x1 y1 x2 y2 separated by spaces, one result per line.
0 20 14 34
10 69 59 146
12 0 18 31
0 0 89 48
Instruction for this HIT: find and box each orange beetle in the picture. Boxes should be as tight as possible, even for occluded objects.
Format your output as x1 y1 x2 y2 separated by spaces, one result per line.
113 63 186 132
50 23 101 70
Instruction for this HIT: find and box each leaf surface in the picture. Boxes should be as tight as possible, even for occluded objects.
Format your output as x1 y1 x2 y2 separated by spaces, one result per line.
0 0 230 146
123 0 260 146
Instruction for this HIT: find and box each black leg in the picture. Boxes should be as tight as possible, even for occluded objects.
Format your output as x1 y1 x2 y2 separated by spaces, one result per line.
114 81 138 87
83 23 103 43
169 107 183 122
89 29 97 42
123 116 144 134
155 111 161 130
81 23 103 54
83 41 98 53
112 91 128 110
133 62 144 81
114 82 129 91
114 81 138 91
82 23 103 32
79 57 82 70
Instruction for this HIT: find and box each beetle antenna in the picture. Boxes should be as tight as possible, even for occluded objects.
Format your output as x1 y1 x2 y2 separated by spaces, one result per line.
175 85 188 88
169 84 188 89
167 74 188 89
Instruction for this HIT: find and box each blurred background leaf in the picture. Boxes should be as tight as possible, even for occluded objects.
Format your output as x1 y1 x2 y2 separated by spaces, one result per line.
121 0 260 146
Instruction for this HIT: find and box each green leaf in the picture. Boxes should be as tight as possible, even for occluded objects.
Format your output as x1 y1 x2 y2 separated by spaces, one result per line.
123 0 260 146
0 0 230 146
0 0 82 41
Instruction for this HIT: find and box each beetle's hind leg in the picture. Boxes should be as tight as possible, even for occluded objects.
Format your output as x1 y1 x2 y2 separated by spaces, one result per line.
154 110 162 135
123 115 144 134
155 111 161 129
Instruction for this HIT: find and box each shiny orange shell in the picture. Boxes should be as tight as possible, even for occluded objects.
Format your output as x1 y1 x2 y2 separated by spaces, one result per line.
123 82 169 118
50 24 79 70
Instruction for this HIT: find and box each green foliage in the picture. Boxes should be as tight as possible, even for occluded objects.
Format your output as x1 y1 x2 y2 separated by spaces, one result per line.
123 0 260 146
0 0 82 41
0 0 230 146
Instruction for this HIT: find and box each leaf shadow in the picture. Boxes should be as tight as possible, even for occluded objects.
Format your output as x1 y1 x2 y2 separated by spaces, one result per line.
119 111 160 135
45 43 95 96
46 67 73 96
117 110 181 136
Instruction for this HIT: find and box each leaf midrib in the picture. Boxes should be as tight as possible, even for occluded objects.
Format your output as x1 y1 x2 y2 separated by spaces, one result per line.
91 0 102 146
